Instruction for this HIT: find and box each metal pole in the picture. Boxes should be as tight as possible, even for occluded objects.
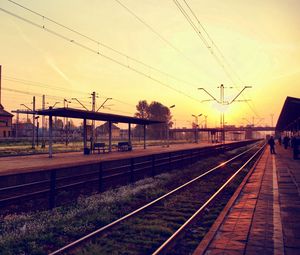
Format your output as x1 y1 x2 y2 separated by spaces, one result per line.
42 95 45 148
16 112 19 138
83 118 87 151
128 123 131 144
167 123 170 147
32 96 36 149
108 121 112 152
49 115 53 158
144 125 146 149
91 92 96 148
36 120 39 146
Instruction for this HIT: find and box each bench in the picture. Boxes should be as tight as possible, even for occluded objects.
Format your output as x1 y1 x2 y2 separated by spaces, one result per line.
93 142 108 154
117 141 132 152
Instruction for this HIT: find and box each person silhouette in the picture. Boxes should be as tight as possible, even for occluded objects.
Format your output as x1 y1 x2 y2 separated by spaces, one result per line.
268 136 276 154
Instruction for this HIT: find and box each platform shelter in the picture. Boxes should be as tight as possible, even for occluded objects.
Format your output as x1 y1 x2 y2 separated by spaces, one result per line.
34 107 163 158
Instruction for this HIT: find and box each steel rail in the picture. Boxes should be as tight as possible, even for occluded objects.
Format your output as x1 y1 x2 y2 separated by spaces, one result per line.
49 143 261 255
152 143 265 255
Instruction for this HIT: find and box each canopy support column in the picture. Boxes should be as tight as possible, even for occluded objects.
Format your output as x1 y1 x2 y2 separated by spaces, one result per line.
128 123 131 144
49 115 53 158
83 118 87 153
143 124 146 149
108 121 112 152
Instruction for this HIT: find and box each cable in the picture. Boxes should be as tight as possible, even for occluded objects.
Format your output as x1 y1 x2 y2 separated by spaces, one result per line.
173 0 235 84
173 0 260 117
3 76 88 95
182 0 259 117
1 5 202 104
6 0 201 90
113 0 202 72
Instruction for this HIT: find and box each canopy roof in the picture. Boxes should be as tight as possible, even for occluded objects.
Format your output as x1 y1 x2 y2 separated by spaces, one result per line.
276 96 300 131
36 107 164 125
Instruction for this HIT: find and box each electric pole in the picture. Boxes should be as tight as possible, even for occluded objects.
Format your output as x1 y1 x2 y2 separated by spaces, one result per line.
91 91 96 148
204 115 208 128
32 96 36 149
41 95 46 148
199 85 251 143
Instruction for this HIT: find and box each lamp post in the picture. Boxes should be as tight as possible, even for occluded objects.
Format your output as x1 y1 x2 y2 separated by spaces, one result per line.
35 116 40 146
167 105 175 147
192 113 202 143
64 99 71 146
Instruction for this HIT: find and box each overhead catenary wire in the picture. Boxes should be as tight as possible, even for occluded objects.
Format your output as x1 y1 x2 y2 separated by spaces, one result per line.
0 5 202 104
173 0 236 84
4 75 137 109
182 0 243 84
173 0 260 117
3 76 89 95
3 86 136 115
6 0 203 91
113 0 203 72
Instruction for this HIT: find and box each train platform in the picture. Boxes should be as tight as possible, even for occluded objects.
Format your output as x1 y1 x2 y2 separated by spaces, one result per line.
194 144 300 255
0 142 217 176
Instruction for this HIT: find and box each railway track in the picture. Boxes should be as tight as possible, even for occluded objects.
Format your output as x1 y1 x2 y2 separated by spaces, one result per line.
50 142 265 255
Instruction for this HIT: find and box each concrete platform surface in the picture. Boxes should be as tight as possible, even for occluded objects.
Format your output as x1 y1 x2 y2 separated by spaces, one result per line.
0 142 216 176
194 144 300 255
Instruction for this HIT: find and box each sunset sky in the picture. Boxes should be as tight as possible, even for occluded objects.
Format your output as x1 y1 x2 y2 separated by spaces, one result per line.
1 0 300 128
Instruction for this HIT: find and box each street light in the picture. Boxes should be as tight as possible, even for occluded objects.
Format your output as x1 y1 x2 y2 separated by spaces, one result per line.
64 99 71 146
35 116 40 146
192 114 202 143
167 105 176 147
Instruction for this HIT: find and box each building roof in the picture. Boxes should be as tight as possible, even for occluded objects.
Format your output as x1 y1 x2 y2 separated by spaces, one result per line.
0 104 13 117
96 122 120 131
276 96 300 131
35 107 164 125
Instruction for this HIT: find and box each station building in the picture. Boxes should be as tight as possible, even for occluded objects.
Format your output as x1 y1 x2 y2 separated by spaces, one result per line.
0 104 13 138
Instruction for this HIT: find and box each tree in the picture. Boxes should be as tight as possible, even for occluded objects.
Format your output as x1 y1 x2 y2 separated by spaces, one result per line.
134 100 173 140
134 100 149 119
134 100 149 140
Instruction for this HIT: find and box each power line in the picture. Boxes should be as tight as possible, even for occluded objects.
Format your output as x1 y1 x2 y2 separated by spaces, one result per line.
113 0 202 72
173 0 236 84
182 0 260 118
182 0 243 84
6 0 202 91
1 4 202 104
3 75 88 95
2 86 136 114
173 0 260 117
